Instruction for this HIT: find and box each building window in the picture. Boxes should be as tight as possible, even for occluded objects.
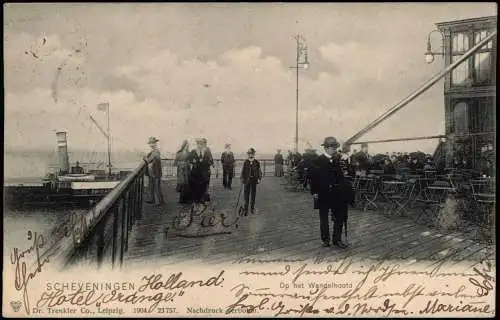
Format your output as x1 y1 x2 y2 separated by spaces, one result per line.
473 29 494 85
451 32 472 86
453 102 469 136
450 29 495 87
469 97 495 134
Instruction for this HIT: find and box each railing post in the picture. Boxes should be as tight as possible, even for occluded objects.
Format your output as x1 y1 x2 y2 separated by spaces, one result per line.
111 204 119 269
133 179 138 221
124 193 130 252
138 175 143 219
263 161 266 176
120 197 126 267
128 189 133 231
96 221 105 269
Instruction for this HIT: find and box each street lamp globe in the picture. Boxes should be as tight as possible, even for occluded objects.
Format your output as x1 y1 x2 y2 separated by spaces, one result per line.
303 62 309 70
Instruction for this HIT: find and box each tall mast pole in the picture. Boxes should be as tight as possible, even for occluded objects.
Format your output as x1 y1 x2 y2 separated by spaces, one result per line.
295 35 300 153
107 104 112 177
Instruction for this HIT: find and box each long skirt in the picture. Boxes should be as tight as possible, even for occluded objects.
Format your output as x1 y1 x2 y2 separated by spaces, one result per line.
176 165 192 203
189 170 207 203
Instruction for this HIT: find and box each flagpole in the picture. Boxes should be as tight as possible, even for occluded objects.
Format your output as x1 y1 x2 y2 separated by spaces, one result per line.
107 103 112 177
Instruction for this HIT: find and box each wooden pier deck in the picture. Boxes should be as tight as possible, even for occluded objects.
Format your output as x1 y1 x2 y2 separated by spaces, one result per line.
124 177 495 267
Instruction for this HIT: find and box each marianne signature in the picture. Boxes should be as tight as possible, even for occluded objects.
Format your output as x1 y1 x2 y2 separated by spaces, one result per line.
11 232 50 315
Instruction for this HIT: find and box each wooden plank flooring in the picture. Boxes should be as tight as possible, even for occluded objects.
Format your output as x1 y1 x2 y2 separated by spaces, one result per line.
124 177 495 266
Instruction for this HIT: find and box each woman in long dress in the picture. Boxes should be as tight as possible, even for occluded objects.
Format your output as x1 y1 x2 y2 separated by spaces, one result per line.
174 140 192 203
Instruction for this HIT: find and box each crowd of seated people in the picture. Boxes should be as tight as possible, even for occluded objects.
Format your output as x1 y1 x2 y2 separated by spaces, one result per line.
284 146 495 190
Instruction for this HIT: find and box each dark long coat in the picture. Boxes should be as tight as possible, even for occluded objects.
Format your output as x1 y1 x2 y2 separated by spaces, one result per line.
310 155 355 209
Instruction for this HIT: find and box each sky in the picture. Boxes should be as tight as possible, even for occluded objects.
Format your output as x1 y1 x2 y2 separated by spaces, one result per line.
3 3 497 155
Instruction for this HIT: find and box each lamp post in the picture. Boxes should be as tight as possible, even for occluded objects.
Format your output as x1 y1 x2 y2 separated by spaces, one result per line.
424 29 445 64
289 34 309 153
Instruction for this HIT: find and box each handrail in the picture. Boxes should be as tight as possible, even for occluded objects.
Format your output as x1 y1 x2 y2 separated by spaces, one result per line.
344 31 497 147
75 160 147 243
40 159 148 270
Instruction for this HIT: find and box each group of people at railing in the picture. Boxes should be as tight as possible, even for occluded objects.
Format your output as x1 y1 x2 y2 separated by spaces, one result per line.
143 137 263 215
143 136 216 208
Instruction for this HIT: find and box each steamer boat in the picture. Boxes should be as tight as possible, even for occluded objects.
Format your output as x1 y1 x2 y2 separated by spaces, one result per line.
4 131 129 208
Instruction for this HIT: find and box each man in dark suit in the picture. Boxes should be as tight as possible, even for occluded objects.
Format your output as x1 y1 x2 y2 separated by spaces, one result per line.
311 136 353 249
221 143 235 189
144 137 166 206
240 148 262 215
274 149 284 177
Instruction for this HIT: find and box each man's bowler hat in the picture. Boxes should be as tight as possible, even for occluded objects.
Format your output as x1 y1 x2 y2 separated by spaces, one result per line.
321 136 339 149
247 147 256 155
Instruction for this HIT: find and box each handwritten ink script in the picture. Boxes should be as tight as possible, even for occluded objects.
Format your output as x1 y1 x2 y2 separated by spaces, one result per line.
6 247 496 317
225 251 496 317
34 271 225 315
170 203 239 237
11 269 226 316
11 232 50 315
7 217 495 317
10 209 102 315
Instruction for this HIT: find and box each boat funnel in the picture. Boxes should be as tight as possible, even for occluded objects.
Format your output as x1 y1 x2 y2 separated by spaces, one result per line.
56 131 70 174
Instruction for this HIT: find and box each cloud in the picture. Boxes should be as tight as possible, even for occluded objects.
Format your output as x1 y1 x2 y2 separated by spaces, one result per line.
4 40 447 155
7 3 494 156
4 32 87 95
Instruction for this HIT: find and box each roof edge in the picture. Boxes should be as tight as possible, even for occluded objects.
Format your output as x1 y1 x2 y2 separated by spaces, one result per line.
435 15 497 28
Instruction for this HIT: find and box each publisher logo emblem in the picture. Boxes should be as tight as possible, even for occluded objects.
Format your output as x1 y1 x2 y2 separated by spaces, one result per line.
10 301 22 312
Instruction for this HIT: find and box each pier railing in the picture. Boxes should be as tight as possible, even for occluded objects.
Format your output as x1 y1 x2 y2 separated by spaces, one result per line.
57 159 147 269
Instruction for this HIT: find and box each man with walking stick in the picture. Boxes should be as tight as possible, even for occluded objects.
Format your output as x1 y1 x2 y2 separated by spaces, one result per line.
310 136 354 249
240 147 262 216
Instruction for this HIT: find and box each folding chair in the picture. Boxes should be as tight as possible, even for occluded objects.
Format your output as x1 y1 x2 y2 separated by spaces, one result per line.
385 179 417 217
470 180 496 243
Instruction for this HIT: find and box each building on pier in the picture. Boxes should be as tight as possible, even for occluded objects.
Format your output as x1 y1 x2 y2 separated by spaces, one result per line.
436 16 497 170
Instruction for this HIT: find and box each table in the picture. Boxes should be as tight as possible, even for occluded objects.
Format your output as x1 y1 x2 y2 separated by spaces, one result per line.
414 186 456 226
